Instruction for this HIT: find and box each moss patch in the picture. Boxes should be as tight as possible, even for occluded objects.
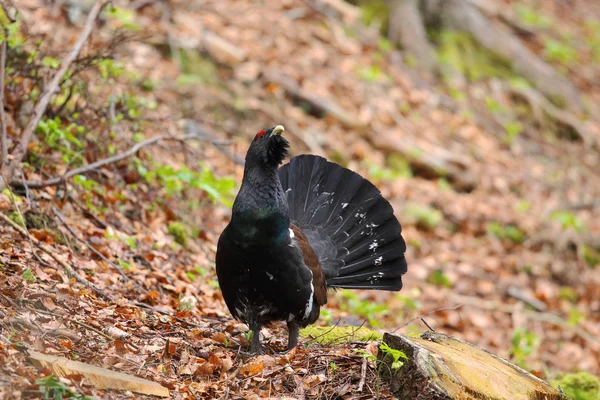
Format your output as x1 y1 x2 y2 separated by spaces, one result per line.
300 325 382 345
168 222 188 247
551 372 600 400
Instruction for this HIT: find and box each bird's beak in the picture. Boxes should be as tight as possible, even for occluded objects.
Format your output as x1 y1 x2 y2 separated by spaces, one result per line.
270 125 285 137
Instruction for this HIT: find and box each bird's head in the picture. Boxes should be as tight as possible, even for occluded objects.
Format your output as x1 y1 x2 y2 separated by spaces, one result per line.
245 125 289 168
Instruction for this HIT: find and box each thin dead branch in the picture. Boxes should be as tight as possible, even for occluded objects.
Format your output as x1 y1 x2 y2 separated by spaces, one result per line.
507 84 596 147
449 293 600 345
357 357 367 392
0 40 7 168
52 207 131 282
0 212 114 302
11 132 231 189
9 317 80 341
2 1 109 189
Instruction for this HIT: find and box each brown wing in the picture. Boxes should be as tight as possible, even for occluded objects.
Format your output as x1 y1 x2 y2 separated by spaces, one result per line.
291 224 327 306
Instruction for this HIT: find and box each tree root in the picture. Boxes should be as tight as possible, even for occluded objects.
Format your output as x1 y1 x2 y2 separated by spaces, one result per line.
386 0 584 114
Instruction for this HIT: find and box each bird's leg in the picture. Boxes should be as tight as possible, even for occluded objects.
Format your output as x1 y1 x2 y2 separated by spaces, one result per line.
249 322 263 354
287 321 300 351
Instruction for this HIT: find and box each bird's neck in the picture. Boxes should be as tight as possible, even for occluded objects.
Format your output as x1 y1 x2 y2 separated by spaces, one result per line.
230 165 289 245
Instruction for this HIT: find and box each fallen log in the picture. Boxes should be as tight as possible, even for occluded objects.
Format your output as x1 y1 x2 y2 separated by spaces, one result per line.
379 332 564 400
29 350 170 397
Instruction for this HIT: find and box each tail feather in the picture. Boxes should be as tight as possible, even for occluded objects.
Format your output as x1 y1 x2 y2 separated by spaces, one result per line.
278 155 407 290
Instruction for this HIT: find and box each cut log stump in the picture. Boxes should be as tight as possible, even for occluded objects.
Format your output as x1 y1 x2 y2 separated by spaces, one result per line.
380 332 564 400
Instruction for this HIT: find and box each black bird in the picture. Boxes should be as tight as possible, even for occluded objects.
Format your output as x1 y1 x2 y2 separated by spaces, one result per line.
216 125 407 353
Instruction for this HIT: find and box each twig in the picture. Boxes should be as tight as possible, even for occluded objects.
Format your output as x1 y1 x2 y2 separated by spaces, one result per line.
184 120 244 165
52 206 130 282
507 84 595 147
357 357 367 392
11 132 230 188
3 1 108 188
0 40 7 169
449 293 600 345
68 193 107 229
506 286 547 312
392 305 463 333
9 317 80 341
0 211 114 302
128 301 221 327
420 317 436 332
70 319 115 341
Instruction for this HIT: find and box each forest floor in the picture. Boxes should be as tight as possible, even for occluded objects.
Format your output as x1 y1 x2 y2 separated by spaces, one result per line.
1 0 599 399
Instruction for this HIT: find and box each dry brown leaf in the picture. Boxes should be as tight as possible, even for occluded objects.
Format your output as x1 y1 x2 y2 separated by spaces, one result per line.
239 360 264 376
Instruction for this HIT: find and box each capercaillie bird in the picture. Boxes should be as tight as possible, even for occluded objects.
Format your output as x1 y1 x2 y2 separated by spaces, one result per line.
216 125 407 354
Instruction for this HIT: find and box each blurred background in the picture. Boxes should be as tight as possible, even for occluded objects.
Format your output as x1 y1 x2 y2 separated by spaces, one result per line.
1 0 599 398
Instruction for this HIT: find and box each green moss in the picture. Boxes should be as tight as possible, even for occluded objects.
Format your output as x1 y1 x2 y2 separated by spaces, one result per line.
551 372 600 400
300 325 382 344
435 31 515 82
168 222 188 247
8 210 25 227
357 0 389 33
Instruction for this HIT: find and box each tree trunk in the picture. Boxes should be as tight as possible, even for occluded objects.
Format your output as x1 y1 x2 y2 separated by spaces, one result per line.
386 0 439 79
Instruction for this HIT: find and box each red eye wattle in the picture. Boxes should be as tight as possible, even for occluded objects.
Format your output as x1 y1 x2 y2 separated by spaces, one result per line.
255 130 267 140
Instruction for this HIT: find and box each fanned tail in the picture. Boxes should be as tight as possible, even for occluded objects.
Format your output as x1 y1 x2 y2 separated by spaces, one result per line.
278 155 407 290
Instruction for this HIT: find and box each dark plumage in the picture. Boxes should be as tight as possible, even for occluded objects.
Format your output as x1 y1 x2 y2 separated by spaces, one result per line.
216 125 407 353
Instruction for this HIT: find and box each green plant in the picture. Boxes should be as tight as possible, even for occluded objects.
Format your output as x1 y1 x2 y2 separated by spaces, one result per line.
37 118 85 166
427 269 452 288
0 20 25 48
186 266 208 281
436 31 513 82
558 287 577 303
510 327 540 368
359 0 389 32
329 361 338 373
339 290 388 327
549 211 586 233
404 203 443 231
503 121 524 145
36 374 92 400
514 5 553 29
73 175 104 195
356 64 387 82
544 38 578 66
105 5 141 31
177 294 195 311
22 268 35 282
581 244 600 268
168 222 188 247
552 372 600 400
516 200 531 213
142 163 235 206
486 222 525 244
567 307 585 327
379 342 408 370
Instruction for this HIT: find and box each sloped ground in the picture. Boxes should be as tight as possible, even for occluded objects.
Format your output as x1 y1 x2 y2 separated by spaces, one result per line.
1 0 599 398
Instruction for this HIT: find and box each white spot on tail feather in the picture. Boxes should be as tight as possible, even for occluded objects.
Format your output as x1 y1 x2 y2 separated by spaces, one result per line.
304 270 314 319
369 240 379 251
289 228 295 240
374 256 383 266
266 271 274 280
342 203 348 209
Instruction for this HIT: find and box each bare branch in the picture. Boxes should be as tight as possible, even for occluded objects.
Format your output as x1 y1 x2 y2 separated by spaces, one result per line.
2 1 109 188
0 211 114 302
11 132 232 189
0 40 7 168
52 207 131 283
